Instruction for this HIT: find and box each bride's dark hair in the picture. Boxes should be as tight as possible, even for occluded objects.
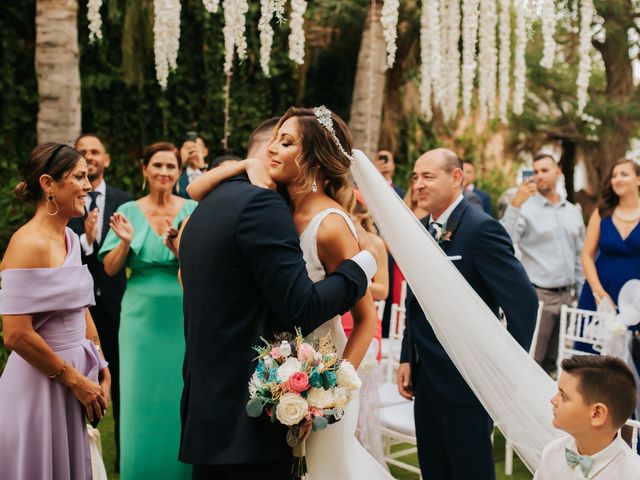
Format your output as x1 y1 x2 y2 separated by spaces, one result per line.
275 106 356 213
597 159 640 218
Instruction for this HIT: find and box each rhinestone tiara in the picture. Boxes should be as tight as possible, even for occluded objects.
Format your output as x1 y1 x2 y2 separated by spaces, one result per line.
313 105 354 163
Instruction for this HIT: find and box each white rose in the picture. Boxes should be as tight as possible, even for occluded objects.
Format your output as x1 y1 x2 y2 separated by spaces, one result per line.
306 387 335 409
336 361 362 391
332 386 349 407
276 357 302 382
275 393 308 426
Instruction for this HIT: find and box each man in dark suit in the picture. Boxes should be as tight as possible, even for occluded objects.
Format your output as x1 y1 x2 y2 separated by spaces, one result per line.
68 134 132 471
463 159 493 216
397 148 537 480
178 121 376 479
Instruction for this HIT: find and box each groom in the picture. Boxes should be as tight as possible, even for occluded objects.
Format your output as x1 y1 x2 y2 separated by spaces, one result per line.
397 148 537 480
178 120 377 479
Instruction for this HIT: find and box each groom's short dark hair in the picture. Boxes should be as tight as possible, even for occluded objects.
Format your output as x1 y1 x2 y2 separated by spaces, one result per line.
247 117 280 155
562 355 636 428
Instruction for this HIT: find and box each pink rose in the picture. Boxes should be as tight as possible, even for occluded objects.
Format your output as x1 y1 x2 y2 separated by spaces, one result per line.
297 343 316 362
270 346 281 359
287 371 310 393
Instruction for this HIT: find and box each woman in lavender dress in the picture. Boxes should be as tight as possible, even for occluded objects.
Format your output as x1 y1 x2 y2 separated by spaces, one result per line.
0 143 110 479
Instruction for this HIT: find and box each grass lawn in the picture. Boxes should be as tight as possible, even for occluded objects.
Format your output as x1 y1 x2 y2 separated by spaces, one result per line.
98 409 532 479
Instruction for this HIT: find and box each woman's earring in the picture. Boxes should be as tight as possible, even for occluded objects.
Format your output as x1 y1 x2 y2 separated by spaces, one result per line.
142 177 147 191
46 192 59 216
311 178 318 193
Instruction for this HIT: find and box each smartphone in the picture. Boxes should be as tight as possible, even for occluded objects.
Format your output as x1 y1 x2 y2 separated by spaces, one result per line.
185 131 198 143
378 154 389 164
522 169 534 182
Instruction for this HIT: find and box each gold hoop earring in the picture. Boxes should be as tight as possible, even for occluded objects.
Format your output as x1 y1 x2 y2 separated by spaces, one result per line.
46 194 59 216
311 178 318 193
142 177 147 191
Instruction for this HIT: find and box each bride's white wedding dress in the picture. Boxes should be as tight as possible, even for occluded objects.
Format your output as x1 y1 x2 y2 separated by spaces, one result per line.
300 208 393 480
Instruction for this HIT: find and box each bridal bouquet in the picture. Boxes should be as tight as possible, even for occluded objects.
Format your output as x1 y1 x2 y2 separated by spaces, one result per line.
246 328 361 476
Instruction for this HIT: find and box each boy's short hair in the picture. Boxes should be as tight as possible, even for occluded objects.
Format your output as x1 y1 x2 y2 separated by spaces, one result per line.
562 355 637 428
247 117 280 155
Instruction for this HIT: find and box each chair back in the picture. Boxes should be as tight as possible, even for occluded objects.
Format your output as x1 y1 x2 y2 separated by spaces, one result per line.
624 419 640 452
557 305 612 373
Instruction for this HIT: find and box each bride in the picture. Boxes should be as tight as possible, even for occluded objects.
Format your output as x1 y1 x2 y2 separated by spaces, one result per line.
188 106 393 479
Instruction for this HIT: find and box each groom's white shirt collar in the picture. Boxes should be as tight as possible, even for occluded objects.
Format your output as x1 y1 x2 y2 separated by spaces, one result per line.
429 193 464 226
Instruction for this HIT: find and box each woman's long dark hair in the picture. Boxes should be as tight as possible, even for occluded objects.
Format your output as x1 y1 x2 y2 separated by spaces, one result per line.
597 159 640 218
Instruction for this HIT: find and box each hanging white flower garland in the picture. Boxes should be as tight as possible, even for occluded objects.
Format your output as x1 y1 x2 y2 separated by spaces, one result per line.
153 0 182 89
478 0 497 121
380 0 399 70
258 0 276 76
461 0 479 115
87 0 103 43
222 0 249 74
498 0 511 123
289 0 307 65
420 0 433 120
427 0 444 111
539 0 556 68
202 0 220 13
512 0 527 115
576 0 594 115
443 1 460 122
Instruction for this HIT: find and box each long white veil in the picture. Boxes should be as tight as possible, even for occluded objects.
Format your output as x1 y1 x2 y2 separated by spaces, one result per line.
350 149 562 472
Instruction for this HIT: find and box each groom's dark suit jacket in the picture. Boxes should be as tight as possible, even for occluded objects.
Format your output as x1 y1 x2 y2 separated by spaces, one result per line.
178 175 369 466
400 198 537 405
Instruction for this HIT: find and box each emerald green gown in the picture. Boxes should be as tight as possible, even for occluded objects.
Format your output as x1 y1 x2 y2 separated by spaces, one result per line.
99 199 196 479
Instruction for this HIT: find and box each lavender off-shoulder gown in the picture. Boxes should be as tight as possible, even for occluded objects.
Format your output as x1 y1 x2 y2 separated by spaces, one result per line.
0 227 107 480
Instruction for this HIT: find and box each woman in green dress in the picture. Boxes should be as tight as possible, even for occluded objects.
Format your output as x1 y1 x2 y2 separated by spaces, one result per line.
100 142 196 479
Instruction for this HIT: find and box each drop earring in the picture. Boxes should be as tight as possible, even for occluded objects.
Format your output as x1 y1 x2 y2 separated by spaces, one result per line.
46 192 59 216
142 177 147 191
311 178 318 193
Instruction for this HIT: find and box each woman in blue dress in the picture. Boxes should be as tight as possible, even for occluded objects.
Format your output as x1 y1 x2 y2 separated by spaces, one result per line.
579 159 640 312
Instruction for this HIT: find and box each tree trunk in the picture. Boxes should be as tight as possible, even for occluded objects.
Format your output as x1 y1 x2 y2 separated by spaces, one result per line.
35 0 81 143
348 0 388 160
589 0 638 189
559 138 576 203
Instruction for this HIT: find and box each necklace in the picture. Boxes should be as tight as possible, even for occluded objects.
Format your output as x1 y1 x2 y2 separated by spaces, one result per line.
613 207 640 223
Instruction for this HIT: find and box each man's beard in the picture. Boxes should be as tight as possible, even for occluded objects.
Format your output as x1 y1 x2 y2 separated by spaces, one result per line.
88 171 101 182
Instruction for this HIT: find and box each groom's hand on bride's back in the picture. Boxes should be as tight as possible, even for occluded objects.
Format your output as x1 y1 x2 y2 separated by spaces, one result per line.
397 362 414 399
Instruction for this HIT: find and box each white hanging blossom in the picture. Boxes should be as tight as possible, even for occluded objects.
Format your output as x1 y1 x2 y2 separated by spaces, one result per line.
498 0 511 123
512 0 527 115
439 1 460 122
258 0 276 76
87 0 103 43
426 0 444 110
478 0 497 121
273 0 287 21
202 0 220 13
380 0 399 69
153 0 182 89
539 0 556 68
461 0 479 115
289 0 307 65
222 0 249 74
576 0 594 115
420 0 433 120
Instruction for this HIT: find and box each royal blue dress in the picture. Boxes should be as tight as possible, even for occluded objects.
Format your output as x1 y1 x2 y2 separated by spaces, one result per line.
578 216 640 311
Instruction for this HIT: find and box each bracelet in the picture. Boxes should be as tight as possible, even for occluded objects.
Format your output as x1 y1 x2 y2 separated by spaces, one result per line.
48 361 67 379
94 344 102 352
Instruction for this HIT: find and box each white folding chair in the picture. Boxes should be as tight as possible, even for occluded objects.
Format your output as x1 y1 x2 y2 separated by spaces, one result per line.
503 300 544 475
624 419 640 452
380 401 421 477
556 305 612 372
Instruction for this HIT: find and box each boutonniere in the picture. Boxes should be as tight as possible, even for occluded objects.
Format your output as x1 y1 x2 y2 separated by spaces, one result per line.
432 222 453 245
